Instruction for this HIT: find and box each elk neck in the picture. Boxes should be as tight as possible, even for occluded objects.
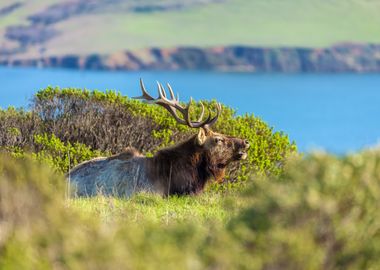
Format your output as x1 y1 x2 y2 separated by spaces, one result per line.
146 135 213 195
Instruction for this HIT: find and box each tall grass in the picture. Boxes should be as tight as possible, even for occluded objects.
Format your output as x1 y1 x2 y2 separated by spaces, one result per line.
2 148 379 269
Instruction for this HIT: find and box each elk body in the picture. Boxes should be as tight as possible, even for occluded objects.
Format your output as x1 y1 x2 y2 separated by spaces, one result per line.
68 80 249 197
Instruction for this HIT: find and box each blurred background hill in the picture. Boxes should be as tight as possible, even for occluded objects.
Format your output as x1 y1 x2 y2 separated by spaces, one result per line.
1 0 380 72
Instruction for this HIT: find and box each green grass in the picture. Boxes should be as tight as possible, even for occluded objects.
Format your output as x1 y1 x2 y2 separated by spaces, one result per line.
0 0 61 29
41 0 380 55
67 192 235 224
2 0 380 58
2 147 380 268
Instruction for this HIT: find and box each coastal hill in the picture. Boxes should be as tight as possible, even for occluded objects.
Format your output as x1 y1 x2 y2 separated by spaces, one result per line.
1 0 380 72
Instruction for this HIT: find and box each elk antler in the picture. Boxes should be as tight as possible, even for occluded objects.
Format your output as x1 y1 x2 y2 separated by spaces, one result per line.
133 79 221 128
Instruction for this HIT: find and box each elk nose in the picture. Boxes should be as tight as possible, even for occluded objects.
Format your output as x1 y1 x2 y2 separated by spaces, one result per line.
243 139 250 149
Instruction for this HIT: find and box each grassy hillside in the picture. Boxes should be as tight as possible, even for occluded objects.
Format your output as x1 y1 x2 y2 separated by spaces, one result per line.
1 0 380 59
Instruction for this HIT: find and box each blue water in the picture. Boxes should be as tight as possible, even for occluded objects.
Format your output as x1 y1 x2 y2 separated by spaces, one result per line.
1 66 380 153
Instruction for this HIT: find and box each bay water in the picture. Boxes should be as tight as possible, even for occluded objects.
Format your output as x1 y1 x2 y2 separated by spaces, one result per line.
1 66 379 153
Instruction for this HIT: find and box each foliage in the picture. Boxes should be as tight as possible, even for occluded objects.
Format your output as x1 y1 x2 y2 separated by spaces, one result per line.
0 106 38 150
1 148 380 269
0 154 69 269
32 133 104 172
3 132 103 173
1 87 296 183
226 149 380 269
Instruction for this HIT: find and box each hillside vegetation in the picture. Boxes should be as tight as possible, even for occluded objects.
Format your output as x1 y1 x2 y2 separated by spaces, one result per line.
1 0 380 59
0 87 296 183
1 88 380 268
1 147 380 269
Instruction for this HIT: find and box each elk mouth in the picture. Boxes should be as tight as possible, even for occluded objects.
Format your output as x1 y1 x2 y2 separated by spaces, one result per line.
235 151 248 160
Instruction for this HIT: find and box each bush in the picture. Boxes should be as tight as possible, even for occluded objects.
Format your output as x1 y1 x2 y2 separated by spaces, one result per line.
32 133 104 172
0 154 68 269
227 149 380 269
0 107 39 150
1 87 296 183
1 148 380 269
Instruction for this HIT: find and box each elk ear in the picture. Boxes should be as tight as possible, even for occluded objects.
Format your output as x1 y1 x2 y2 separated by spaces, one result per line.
196 128 207 146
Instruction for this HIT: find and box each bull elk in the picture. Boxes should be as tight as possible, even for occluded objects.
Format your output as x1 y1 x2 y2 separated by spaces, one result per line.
69 79 250 197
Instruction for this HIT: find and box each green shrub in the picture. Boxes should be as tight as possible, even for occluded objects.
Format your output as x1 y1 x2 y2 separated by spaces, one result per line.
1 148 380 269
2 87 296 183
227 149 380 269
0 107 38 150
32 133 104 172
0 154 67 269
2 133 104 173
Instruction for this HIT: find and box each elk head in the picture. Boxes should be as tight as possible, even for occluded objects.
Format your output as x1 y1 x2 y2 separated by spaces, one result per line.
134 79 250 182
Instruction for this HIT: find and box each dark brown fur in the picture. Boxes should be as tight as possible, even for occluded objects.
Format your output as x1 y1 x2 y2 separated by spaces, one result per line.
145 130 249 195
69 128 249 197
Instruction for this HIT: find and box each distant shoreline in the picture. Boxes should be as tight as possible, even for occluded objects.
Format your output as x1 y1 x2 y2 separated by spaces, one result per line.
2 44 380 73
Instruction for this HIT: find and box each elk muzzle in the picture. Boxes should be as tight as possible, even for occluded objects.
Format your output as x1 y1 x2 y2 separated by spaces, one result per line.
233 139 250 160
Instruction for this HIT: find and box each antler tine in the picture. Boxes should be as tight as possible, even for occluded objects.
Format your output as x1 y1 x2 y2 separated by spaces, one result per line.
133 78 155 101
182 98 213 128
157 82 166 99
205 102 222 128
134 79 221 129
166 83 176 100
161 82 169 98
197 102 205 123
184 98 193 127
156 82 191 125
193 111 212 128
